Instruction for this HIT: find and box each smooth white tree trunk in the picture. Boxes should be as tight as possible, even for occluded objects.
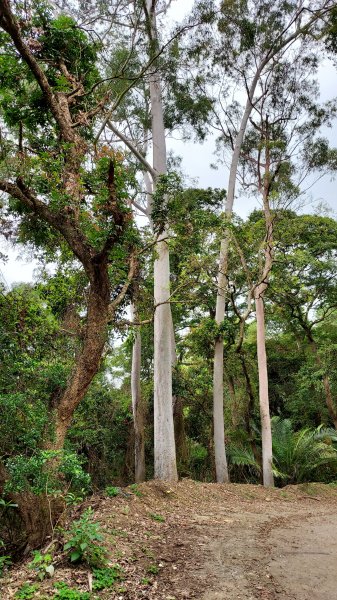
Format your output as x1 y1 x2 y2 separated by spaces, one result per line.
254 134 274 488
255 290 274 487
213 69 262 483
131 304 146 482
212 11 316 483
153 237 177 479
148 1 177 481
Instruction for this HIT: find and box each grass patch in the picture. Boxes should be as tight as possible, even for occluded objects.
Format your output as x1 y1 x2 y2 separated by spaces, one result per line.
149 513 165 523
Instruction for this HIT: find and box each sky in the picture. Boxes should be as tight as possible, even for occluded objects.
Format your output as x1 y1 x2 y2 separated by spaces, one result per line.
1 0 336 288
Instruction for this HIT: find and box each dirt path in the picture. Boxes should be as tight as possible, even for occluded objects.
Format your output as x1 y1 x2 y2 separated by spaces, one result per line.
187 491 337 600
267 513 337 600
2 481 337 599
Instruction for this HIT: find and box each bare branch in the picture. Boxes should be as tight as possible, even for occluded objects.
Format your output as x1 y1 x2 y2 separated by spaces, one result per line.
107 120 156 178
109 252 138 313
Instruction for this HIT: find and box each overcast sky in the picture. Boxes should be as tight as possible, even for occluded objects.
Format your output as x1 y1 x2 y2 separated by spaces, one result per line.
1 0 336 288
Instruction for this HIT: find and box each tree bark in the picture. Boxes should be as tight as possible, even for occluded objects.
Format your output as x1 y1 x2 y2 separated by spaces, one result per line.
131 303 146 482
12 493 65 552
255 290 274 487
212 66 263 483
213 336 229 482
153 233 177 479
53 266 111 449
226 374 238 428
146 0 177 481
239 352 262 473
254 123 274 488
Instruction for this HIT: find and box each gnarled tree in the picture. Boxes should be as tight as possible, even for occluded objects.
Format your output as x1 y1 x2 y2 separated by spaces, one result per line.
0 2 139 454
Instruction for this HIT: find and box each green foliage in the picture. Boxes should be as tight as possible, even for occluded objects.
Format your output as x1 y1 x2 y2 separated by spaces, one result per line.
53 582 90 600
105 486 120 497
129 484 143 497
28 550 54 580
4 450 90 495
188 442 210 480
287 361 331 428
92 565 124 590
152 178 224 242
149 513 165 523
0 543 11 576
59 453 91 493
228 445 260 473
68 376 133 488
39 15 99 86
63 508 107 567
64 490 86 507
0 283 74 462
147 564 159 575
15 583 39 600
164 75 215 139
0 390 47 455
186 317 236 354
325 6 337 56
272 418 337 484
0 9 99 132
217 0 302 62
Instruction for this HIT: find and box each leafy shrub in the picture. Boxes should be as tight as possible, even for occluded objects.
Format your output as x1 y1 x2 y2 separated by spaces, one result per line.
64 490 86 506
227 444 261 482
129 483 143 497
4 450 91 496
28 550 54 580
59 453 91 492
272 417 337 484
53 582 90 600
15 583 39 599
224 419 337 485
0 554 11 576
92 565 124 590
105 486 120 497
188 441 210 480
0 393 48 455
63 508 107 567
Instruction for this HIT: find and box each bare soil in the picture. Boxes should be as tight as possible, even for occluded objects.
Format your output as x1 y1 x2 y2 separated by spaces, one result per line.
2 480 337 599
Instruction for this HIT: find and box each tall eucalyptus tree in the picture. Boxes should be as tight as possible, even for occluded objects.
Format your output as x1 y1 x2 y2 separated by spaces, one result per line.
229 43 337 484
189 0 336 483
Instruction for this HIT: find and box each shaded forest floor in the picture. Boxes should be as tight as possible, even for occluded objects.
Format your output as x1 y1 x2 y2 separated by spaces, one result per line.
2 480 337 599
